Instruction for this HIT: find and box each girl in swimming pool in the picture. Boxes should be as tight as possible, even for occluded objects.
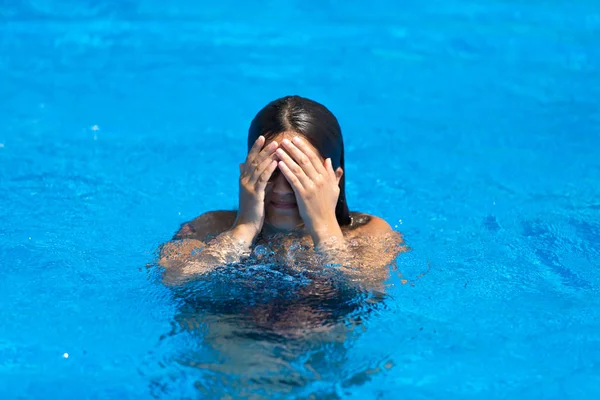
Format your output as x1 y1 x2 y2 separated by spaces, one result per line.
159 95 405 285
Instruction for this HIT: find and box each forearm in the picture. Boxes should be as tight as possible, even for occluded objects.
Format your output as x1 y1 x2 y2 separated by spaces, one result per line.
310 220 354 269
197 224 255 265
312 230 404 289
160 224 256 284
310 216 345 250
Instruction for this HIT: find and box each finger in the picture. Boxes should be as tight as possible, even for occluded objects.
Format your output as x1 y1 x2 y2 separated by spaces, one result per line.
278 160 304 193
249 152 277 184
254 140 279 167
281 138 320 180
291 136 327 175
243 140 277 177
256 160 278 192
276 148 310 188
325 158 337 181
246 136 265 163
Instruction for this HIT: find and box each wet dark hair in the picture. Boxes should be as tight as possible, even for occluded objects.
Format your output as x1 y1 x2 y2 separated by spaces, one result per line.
248 95 352 226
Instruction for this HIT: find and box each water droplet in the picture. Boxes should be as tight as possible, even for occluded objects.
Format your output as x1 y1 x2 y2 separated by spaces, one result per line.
0 143 4 148
91 125 100 131
63 353 69 359
254 245 268 257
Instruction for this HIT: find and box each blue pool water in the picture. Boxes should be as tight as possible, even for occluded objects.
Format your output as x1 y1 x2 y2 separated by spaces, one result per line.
1 0 600 398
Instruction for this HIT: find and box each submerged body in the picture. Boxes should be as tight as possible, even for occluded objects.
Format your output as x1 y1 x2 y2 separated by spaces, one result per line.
156 96 407 393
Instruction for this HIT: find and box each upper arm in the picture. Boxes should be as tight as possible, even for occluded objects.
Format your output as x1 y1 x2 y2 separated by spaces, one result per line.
344 214 407 279
355 215 395 236
172 210 236 241
159 238 205 266
345 214 397 241
161 210 236 267
158 238 209 285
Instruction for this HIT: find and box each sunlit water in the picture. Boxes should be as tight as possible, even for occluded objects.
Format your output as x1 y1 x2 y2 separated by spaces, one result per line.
1 0 600 399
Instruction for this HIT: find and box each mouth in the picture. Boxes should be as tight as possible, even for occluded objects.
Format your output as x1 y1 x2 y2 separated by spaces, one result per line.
270 200 297 210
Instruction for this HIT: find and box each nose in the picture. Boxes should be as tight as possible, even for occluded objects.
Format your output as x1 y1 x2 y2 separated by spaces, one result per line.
271 169 293 194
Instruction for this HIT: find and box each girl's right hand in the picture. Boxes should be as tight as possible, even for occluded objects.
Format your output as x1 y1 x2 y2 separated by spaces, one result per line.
232 136 278 243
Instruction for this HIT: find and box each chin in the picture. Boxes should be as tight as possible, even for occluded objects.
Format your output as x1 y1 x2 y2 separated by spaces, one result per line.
265 209 302 231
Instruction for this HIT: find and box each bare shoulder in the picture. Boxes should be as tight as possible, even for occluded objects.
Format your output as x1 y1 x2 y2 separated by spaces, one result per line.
173 210 237 241
345 212 395 237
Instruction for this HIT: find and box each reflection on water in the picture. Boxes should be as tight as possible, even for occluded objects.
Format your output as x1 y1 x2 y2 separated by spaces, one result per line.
148 238 401 399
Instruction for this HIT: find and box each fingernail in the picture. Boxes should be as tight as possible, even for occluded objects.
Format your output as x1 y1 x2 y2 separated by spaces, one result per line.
293 136 300 143
282 139 290 145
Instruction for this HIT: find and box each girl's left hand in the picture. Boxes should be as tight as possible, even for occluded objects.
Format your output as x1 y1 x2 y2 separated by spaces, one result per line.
276 136 345 246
